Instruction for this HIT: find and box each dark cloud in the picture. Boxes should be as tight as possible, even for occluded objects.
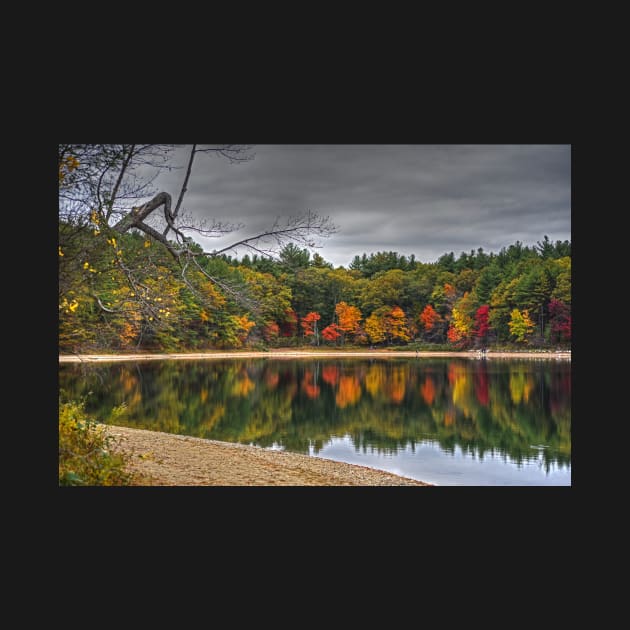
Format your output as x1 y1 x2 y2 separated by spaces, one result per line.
150 145 570 267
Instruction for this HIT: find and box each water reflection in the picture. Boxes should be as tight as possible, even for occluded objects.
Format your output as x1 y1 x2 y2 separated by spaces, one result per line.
59 358 571 483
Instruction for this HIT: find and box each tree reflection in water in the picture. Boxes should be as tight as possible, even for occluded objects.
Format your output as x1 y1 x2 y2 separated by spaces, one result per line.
60 358 571 471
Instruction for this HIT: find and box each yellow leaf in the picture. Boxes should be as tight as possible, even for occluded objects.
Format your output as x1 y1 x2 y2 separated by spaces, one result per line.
58 246 64 257
144 240 151 248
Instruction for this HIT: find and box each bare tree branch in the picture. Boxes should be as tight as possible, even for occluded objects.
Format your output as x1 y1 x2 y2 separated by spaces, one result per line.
168 144 197 231
206 211 337 257
60 144 337 317
107 144 136 221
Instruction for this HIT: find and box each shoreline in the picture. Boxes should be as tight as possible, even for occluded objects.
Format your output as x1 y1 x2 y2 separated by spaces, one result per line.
59 349 571 363
106 425 431 486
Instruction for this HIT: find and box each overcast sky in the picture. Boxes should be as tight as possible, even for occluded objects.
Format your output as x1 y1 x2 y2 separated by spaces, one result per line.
150 145 571 268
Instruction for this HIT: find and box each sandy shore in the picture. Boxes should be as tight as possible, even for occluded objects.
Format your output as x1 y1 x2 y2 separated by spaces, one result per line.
60 349 571 363
105 425 430 486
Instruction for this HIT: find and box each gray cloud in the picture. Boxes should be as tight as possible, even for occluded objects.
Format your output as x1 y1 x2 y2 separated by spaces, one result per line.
149 144 570 267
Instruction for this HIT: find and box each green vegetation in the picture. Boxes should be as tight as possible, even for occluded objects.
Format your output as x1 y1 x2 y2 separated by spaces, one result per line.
59 399 135 486
59 221 571 354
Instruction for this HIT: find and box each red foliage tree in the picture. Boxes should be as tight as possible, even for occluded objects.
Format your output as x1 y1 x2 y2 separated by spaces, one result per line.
300 311 321 341
474 305 490 344
420 304 441 332
548 299 571 343
321 323 342 342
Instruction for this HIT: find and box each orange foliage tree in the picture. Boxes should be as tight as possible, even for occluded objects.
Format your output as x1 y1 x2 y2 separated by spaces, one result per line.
335 301 362 344
419 305 442 341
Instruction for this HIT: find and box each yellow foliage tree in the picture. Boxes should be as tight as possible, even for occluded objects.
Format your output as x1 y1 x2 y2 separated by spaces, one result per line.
508 308 534 343
387 306 410 343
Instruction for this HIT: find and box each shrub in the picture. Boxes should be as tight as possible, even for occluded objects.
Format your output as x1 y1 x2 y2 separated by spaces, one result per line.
59 399 134 486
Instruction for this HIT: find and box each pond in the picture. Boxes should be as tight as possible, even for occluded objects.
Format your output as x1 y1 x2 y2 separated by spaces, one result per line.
59 357 571 486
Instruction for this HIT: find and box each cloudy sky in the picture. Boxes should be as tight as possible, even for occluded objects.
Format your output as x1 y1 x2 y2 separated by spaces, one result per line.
149 145 571 268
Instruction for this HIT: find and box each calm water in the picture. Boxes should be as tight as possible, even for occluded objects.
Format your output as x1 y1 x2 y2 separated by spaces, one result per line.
59 358 571 486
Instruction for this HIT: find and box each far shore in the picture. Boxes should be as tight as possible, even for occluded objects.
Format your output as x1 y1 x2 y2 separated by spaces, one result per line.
59 349 571 363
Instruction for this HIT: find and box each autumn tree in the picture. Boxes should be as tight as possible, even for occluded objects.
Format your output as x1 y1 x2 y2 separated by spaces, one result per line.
473 305 491 348
430 280 458 326
419 305 442 342
446 324 464 345
387 306 411 344
301 311 321 345
548 299 571 344
364 306 410 346
335 301 362 344
446 292 475 348
508 309 535 343
321 323 342 343
365 309 388 345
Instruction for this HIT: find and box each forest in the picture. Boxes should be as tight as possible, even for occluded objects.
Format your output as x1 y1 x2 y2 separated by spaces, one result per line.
58 145 571 354
59 220 571 353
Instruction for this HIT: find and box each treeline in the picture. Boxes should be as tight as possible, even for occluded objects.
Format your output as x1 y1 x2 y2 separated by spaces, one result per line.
59 223 571 353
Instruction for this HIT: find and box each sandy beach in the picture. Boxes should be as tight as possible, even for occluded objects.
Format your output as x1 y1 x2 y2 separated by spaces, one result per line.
105 425 430 486
59 349 571 363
